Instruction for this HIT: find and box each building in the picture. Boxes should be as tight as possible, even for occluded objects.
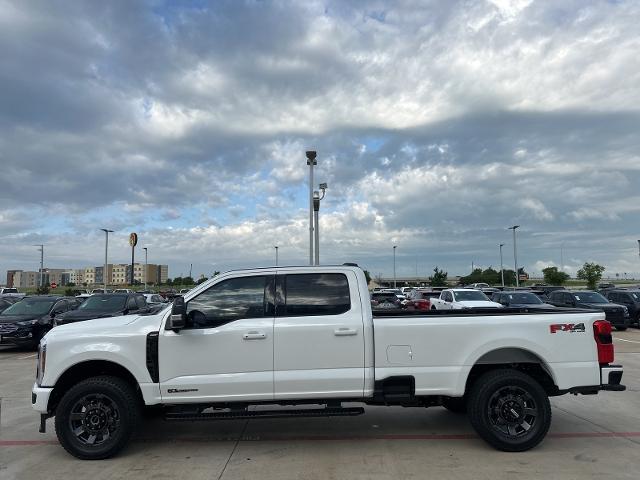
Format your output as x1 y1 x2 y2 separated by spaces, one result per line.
12 271 40 288
41 268 68 287
84 267 95 286
158 264 168 284
66 269 85 285
95 265 113 285
6 270 21 288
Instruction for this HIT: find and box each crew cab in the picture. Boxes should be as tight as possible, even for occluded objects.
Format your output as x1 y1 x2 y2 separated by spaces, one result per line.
32 266 625 460
431 288 503 310
547 290 630 331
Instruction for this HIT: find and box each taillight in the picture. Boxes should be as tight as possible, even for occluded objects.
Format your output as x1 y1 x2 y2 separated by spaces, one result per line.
593 320 614 364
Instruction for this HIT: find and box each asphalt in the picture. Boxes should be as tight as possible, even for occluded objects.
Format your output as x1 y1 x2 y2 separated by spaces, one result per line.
1 330 639 480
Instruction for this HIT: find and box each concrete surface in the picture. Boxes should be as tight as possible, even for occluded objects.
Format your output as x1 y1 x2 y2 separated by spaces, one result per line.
1 329 638 480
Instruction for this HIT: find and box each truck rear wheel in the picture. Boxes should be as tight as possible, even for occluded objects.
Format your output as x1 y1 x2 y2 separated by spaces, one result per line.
467 369 551 452
54 376 139 460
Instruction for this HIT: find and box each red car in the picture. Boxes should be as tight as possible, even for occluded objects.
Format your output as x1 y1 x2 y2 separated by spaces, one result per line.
408 289 440 310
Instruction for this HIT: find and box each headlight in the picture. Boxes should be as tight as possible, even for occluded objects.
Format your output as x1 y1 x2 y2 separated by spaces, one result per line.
623 307 629 317
36 343 47 386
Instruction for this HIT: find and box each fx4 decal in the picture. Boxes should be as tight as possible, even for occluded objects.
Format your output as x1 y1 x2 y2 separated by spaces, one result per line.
549 323 586 334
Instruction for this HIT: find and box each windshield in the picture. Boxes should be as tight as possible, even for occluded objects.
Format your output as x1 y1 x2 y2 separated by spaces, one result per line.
505 293 543 305
454 291 489 301
1 298 56 316
78 296 127 311
574 292 608 303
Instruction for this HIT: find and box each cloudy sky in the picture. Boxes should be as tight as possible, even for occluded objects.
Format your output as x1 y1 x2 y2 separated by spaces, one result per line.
1 0 640 282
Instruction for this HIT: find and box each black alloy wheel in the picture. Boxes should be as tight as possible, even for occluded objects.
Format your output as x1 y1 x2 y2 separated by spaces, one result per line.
467 369 551 452
55 376 139 460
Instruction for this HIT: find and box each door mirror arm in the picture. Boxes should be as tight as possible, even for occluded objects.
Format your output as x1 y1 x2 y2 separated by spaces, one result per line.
168 297 186 332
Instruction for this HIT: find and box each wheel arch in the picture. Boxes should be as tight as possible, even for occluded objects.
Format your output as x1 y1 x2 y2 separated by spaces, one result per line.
47 360 142 413
463 347 559 397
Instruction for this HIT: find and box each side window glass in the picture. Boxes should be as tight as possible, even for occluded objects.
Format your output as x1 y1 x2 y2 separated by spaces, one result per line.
136 296 146 309
127 297 138 310
282 273 350 316
186 276 268 329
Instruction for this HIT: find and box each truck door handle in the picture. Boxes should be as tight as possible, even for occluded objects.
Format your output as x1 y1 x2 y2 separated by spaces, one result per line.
243 331 266 340
334 328 357 336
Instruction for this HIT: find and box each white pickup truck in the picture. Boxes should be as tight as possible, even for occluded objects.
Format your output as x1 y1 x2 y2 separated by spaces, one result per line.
431 288 503 310
0 287 26 298
32 265 625 459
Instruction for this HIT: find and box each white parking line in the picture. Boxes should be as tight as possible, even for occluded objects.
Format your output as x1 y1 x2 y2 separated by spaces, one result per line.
614 338 640 344
18 353 37 360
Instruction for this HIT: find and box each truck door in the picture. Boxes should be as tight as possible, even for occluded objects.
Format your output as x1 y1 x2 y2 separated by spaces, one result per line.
273 271 365 400
159 273 275 403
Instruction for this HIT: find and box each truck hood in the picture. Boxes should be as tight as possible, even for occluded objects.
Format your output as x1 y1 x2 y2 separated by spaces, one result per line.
579 303 623 312
51 313 141 333
56 310 124 325
458 301 503 308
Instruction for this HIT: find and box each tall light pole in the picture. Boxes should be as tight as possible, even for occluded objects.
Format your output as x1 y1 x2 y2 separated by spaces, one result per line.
509 225 520 287
313 183 327 266
560 242 564 270
33 244 44 289
393 245 397 288
306 151 317 266
499 243 505 287
274 246 279 266
143 247 148 290
100 229 113 293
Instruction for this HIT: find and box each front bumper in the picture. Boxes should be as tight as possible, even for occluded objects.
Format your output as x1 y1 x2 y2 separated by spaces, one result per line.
0 325 37 345
32 382 53 414
568 364 625 394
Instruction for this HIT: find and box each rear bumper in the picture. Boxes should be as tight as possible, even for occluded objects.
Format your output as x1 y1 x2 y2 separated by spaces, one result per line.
568 364 625 394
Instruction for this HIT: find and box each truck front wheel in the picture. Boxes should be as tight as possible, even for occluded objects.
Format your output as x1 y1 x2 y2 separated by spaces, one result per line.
467 369 551 452
54 376 140 460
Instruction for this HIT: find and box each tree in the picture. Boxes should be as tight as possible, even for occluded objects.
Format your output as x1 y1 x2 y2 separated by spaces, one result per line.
166 278 173 286
196 277 208 285
183 276 195 285
542 266 570 285
429 266 448 287
36 285 50 295
67 282 76 287
577 262 605 290
363 270 372 285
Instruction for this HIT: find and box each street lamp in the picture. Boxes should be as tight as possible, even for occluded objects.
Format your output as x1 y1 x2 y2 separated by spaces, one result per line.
508 225 520 287
274 246 279 266
393 245 397 288
33 244 44 289
143 247 148 290
100 229 114 293
499 243 505 287
313 183 327 266
306 150 317 266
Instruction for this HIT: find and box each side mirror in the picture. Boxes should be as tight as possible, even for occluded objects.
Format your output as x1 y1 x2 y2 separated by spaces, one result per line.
167 297 186 331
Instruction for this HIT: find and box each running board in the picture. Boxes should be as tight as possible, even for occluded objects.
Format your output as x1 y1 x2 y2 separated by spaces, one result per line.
165 407 365 422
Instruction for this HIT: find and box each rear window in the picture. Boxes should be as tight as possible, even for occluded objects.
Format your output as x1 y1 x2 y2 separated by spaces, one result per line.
283 274 351 316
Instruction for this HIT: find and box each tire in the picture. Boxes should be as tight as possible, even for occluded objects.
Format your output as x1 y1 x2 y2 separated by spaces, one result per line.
54 376 140 460
467 369 551 452
442 397 467 414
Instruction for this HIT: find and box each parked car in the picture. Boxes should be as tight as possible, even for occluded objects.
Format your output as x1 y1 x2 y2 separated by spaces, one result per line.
468 283 490 289
91 289 113 294
0 297 20 314
534 286 566 301
0 287 26 298
604 289 640 327
370 292 402 309
142 294 170 313
55 293 151 326
431 289 503 310
547 290 630 330
406 289 440 310
0 296 80 348
114 289 133 293
492 291 555 309
33 265 625 459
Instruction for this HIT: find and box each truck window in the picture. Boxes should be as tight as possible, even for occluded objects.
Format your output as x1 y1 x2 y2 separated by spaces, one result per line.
282 273 350 317
186 275 269 329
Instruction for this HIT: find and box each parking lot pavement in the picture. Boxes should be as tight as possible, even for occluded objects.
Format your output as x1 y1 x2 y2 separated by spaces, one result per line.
1 331 639 480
